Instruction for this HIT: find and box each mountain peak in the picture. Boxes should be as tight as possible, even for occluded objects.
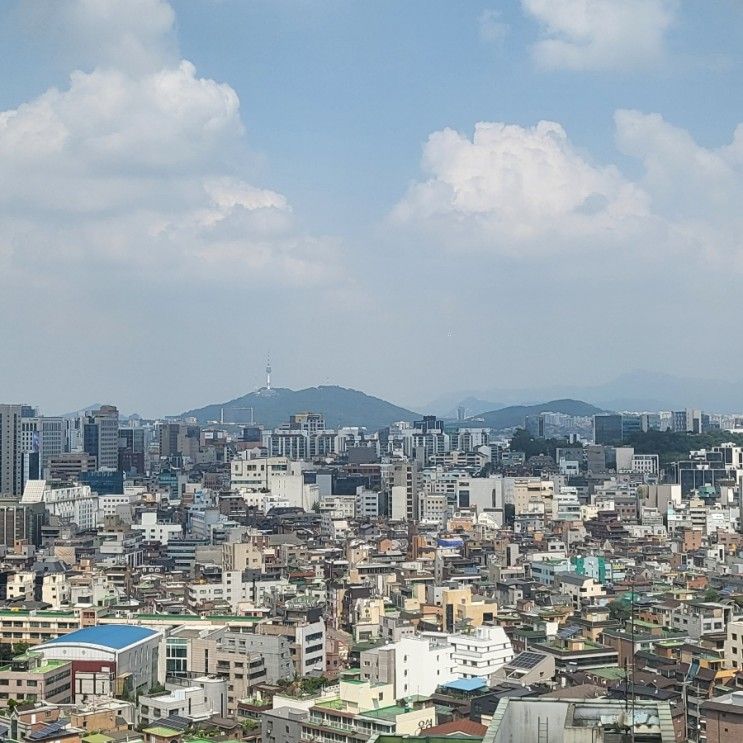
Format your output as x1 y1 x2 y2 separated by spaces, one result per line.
181 385 420 430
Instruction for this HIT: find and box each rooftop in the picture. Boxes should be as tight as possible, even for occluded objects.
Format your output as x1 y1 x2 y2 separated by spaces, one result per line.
0 658 69 674
42 624 159 650
440 678 488 693
142 728 183 738
360 705 410 720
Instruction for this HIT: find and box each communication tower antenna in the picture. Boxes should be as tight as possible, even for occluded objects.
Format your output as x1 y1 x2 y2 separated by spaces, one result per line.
266 353 272 391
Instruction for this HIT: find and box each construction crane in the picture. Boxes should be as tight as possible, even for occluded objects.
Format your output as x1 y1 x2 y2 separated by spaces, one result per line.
211 405 255 426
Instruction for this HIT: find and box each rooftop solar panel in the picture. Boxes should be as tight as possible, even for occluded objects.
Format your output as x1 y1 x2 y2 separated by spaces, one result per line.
508 651 547 670
557 625 583 640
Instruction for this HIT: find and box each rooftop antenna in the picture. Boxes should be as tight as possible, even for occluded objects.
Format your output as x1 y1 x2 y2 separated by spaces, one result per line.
266 353 272 391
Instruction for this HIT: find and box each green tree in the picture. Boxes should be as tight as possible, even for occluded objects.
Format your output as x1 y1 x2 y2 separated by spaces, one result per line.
608 600 631 622
509 428 569 460
300 675 328 694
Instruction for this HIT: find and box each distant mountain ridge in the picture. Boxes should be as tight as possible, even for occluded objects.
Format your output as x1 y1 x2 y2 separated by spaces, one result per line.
467 399 606 430
181 385 420 430
423 369 743 414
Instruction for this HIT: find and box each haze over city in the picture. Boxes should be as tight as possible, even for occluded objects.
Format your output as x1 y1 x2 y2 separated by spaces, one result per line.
5 4 743 743
1 0 743 415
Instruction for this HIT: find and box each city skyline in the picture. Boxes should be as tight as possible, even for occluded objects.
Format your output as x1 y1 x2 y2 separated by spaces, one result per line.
1 0 742 415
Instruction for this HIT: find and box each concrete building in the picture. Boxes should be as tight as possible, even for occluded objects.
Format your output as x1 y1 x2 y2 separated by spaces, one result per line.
216 630 293 684
0 652 72 705
21 480 100 531
393 461 420 522
0 608 80 645
0 498 47 547
448 625 514 679
48 452 96 482
83 405 120 471
488 698 676 743
491 651 555 686
554 572 606 610
393 635 456 697
20 415 65 482
264 674 437 743
0 404 23 496
701 691 743 743
257 613 326 677
724 619 743 669
455 476 504 523
35 624 162 701
670 601 732 640
138 677 228 724
132 511 183 544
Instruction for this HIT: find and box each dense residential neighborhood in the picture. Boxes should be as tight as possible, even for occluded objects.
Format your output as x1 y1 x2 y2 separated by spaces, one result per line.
2 396 743 743
2 0 742 741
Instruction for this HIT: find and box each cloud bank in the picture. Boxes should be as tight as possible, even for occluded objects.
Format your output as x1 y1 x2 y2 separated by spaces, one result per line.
393 112 743 266
521 0 676 71
0 0 341 289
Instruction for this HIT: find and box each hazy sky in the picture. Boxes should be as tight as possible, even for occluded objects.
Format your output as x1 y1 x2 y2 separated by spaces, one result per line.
1 0 742 416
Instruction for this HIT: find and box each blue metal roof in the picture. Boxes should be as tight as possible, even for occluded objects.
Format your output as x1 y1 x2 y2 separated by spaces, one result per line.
43 624 158 650
440 677 488 692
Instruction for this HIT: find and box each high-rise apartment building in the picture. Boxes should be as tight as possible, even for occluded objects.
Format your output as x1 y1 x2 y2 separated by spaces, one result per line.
392 460 420 521
0 404 23 496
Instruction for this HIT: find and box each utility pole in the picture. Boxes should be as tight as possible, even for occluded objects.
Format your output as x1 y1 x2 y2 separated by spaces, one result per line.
630 587 636 743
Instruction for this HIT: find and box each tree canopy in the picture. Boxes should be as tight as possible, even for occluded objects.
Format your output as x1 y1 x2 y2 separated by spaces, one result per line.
509 428 570 460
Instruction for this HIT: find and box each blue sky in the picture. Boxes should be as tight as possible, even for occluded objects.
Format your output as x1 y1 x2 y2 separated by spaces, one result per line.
176 0 742 230
0 0 742 415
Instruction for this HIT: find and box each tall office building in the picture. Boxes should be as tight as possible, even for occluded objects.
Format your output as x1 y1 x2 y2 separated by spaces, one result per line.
593 414 622 444
83 405 120 470
620 413 642 440
0 498 47 547
20 415 65 482
0 404 23 496
119 427 146 474
671 409 709 434
158 422 201 461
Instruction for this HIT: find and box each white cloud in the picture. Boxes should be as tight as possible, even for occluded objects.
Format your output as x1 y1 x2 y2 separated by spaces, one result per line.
615 109 743 261
392 120 650 255
479 9 509 45
0 1 342 288
394 111 743 268
522 0 676 71
20 0 178 74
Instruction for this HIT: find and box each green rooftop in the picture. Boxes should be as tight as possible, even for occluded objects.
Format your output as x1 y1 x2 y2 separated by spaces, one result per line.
142 727 182 737
0 658 69 674
83 735 112 743
0 610 77 617
360 705 409 720
314 698 346 710
117 613 262 623
588 666 627 680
